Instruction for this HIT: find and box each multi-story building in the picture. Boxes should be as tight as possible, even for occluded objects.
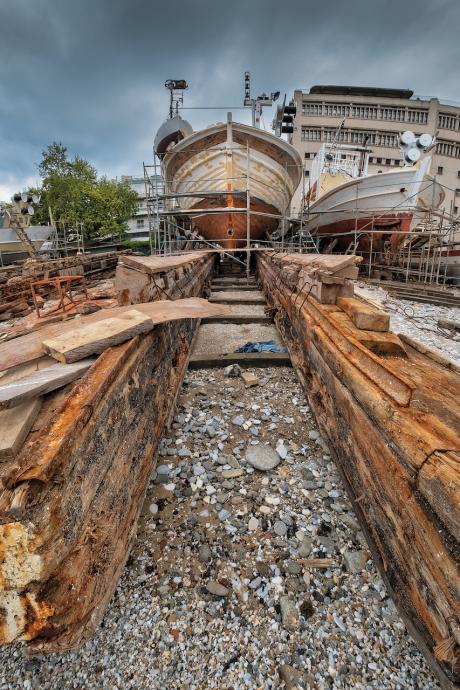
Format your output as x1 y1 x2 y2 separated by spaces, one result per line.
121 175 150 242
289 85 460 218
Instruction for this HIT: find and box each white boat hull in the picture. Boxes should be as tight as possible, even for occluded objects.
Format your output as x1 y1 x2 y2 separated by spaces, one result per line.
306 160 445 250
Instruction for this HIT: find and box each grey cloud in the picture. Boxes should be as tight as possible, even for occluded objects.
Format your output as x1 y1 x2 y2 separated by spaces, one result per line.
1 0 459 198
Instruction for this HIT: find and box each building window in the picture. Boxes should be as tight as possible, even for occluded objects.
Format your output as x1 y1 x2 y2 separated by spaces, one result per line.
136 219 145 227
305 170 310 177
454 206 459 215
437 166 444 175
304 152 311 159
438 113 459 131
456 189 460 196
458 171 460 178
407 109 428 124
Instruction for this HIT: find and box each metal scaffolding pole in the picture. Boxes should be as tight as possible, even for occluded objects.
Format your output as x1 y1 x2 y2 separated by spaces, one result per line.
246 142 250 282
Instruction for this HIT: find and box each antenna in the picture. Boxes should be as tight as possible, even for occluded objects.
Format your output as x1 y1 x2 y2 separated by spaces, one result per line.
243 71 279 128
164 79 188 118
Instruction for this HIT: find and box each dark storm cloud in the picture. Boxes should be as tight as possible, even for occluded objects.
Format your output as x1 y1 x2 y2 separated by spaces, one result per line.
1 0 459 198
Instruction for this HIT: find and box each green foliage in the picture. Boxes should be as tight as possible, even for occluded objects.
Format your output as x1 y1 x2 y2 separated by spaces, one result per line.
30 142 138 240
121 239 153 249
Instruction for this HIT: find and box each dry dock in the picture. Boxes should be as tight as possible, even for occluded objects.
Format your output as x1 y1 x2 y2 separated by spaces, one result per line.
0 249 459 689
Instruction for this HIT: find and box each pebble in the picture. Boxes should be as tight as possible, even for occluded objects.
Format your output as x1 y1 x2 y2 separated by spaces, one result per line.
273 520 288 537
245 445 280 471
206 581 229 596
248 516 260 531
280 595 298 627
221 469 244 479
343 549 368 574
276 442 288 459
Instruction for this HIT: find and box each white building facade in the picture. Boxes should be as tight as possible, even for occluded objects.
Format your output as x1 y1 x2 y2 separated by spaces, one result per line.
121 175 150 242
289 85 460 218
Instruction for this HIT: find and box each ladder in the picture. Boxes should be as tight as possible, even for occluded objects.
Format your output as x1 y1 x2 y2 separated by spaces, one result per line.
300 229 319 253
344 233 363 255
10 219 38 257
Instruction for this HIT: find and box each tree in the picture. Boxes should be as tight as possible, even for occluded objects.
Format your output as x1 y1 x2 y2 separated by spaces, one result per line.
31 142 138 241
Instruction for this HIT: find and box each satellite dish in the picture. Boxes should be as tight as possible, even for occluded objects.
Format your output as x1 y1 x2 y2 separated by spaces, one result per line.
417 133 433 149
400 131 416 146
404 147 421 164
27 206 35 216
21 193 28 202
32 194 40 204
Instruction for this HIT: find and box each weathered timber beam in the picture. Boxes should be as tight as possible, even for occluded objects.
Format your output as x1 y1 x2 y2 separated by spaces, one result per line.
0 254 216 652
256 252 460 689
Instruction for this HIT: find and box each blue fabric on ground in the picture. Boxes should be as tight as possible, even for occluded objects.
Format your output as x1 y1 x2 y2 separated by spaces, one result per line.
234 340 285 353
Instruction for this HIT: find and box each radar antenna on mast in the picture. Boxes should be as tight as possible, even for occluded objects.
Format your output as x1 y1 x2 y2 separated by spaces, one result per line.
165 79 188 118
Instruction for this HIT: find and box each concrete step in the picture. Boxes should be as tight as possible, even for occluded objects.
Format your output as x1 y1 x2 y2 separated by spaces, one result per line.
189 352 291 368
210 289 265 304
210 284 258 291
209 293 266 304
202 315 271 324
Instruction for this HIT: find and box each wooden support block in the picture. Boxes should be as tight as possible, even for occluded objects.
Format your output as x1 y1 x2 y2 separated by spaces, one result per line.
337 297 390 332
0 359 95 410
42 310 154 363
0 398 42 459
300 279 354 305
329 311 406 357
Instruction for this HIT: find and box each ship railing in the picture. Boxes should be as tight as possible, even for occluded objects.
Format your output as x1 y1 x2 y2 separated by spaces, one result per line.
310 144 366 189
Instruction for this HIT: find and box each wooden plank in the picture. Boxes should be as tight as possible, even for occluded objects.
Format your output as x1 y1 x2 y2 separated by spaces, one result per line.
337 296 389 332
119 251 206 275
329 311 406 357
43 310 154 363
0 359 95 409
0 398 42 459
0 298 231 372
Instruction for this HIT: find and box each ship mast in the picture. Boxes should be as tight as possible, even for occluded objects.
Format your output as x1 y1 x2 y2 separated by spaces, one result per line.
243 71 280 128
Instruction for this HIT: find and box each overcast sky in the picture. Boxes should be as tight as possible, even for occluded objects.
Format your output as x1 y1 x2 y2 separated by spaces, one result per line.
1 0 459 201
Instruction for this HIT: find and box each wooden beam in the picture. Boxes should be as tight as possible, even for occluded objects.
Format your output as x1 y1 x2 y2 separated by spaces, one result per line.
0 359 95 410
337 296 390 332
0 399 42 459
43 310 154 363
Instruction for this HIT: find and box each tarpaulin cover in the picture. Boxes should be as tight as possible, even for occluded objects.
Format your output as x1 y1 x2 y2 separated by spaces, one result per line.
234 340 285 353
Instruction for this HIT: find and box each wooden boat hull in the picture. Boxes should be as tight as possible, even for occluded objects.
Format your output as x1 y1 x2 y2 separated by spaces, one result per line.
163 121 302 247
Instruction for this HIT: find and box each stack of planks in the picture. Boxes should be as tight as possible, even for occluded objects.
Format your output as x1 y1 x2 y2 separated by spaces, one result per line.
257 251 460 690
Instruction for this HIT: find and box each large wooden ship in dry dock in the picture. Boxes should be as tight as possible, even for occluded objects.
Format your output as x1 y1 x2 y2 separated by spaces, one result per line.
156 115 302 248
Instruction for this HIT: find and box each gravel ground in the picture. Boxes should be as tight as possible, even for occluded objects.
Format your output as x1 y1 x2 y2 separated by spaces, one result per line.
0 367 440 690
355 283 460 365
